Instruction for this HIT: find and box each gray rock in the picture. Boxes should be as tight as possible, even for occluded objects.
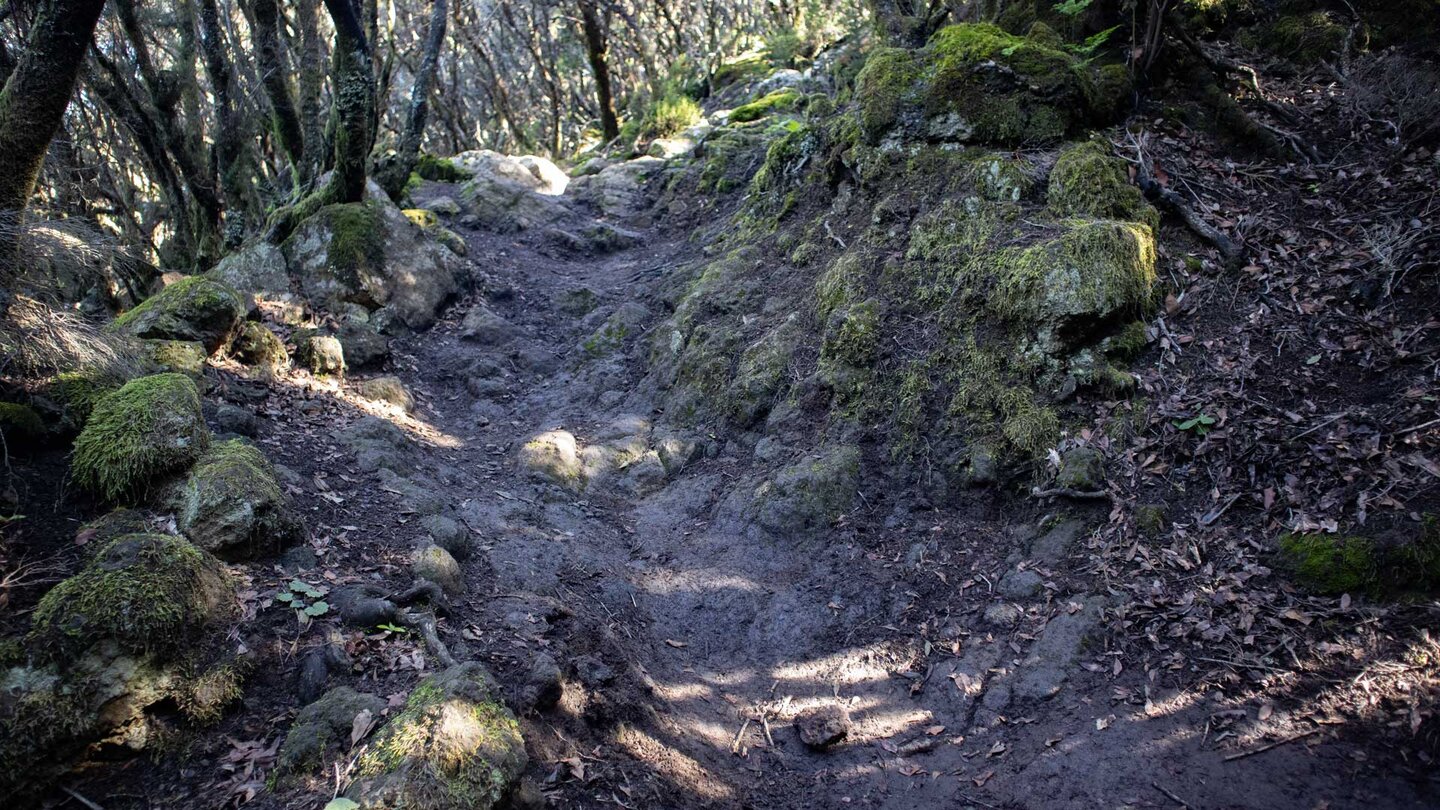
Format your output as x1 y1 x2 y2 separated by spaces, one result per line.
1031 519 1088 564
334 586 398 628
425 196 461 216
997 569 1045 600
278 686 386 775
168 439 305 561
295 332 345 375
983 602 1022 626
572 655 615 687
420 514 473 561
1055 446 1105 492
377 468 448 515
336 416 413 472
521 653 563 711
336 318 390 368
555 288 599 316
215 403 258 437
796 705 850 750
1012 596 1105 701
460 304 515 344
355 375 415 411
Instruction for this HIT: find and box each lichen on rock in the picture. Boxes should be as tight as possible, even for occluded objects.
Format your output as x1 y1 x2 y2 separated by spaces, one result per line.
71 373 210 503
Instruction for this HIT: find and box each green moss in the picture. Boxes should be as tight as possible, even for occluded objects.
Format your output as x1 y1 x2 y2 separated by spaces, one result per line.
713 56 770 89
730 90 801 123
854 24 1098 146
821 299 881 371
415 154 472 182
47 370 125 427
321 202 386 281
1279 533 1378 595
1264 12 1346 63
140 339 207 377
171 439 303 560
176 661 246 724
350 663 525 810
1134 504 1167 536
751 122 818 198
72 373 210 503
0 403 44 445
815 252 875 322
726 319 798 428
946 338 1058 455
403 208 440 229
983 219 1157 329
111 276 244 355
1047 141 1158 231
29 533 234 662
1104 320 1151 360
790 242 823 267
697 128 766 193
77 508 152 552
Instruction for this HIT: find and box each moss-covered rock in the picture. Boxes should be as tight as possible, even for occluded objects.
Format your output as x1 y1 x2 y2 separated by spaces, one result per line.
0 402 45 448
111 276 244 355
347 662 526 810
278 686 386 776
519 430 584 490
167 439 305 561
747 445 861 537
296 331 346 375
1055 446 1104 491
853 23 1101 147
76 508 153 551
45 369 126 428
231 322 289 369
1278 533 1378 595
72 373 210 503
138 338 208 377
29 533 235 661
730 90 801 123
1047 141 1159 231
412 544 464 596
356 375 415 411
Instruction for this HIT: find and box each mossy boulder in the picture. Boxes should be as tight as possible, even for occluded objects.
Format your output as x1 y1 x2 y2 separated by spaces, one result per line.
356 376 415 411
29 533 235 662
232 322 289 369
853 23 1102 147
1280 519 1440 596
111 276 244 355
412 544 464 596
278 686 386 776
346 662 526 810
747 445 861 537
76 508 153 551
730 90 801 123
45 369 126 429
138 338 208 377
72 373 210 503
0 402 45 448
519 430 584 490
167 439 305 561
296 331 346 375
1047 141 1159 231
283 201 466 331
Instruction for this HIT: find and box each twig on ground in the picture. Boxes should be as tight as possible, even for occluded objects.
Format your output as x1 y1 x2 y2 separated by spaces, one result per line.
1223 728 1320 761
60 787 105 810
1152 780 1194 809
1129 135 1244 267
1031 486 1113 501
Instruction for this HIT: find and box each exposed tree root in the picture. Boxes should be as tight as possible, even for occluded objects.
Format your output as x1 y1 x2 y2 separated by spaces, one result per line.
1127 134 1245 268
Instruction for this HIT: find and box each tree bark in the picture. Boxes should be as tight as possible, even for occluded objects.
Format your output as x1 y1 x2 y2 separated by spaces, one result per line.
325 0 377 204
296 0 327 184
252 0 307 171
579 0 620 142
0 0 108 220
198 0 253 245
375 0 447 200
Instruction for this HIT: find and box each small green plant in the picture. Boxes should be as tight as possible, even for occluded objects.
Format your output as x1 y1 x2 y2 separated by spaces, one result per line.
1173 413 1217 436
376 622 409 635
275 579 330 625
1053 0 1092 16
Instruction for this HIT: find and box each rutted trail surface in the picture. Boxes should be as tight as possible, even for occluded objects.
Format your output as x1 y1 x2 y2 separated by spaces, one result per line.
227 173 1427 809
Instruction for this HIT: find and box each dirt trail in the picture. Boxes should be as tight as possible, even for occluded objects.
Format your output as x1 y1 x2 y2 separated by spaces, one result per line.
256 177 1431 810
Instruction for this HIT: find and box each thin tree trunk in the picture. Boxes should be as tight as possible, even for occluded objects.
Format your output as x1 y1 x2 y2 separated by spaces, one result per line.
579 0 620 142
325 0 377 204
375 0 446 200
198 0 251 245
253 0 307 171
297 0 327 184
0 0 108 226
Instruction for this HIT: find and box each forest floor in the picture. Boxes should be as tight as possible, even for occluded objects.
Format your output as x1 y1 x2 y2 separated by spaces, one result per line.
14 55 1440 810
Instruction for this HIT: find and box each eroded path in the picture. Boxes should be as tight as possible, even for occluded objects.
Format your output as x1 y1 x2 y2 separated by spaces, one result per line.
236 175 1431 810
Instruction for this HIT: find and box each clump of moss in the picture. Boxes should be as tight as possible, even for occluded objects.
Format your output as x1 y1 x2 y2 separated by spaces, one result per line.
321 202 386 281
1279 533 1378 595
415 154 472 182
47 370 125 427
139 339 208 377
71 373 210 503
1263 11 1347 64
0 403 44 447
403 208 440 229
111 276 244 355
697 128 767 193
713 55 770 89
853 24 1099 146
946 339 1059 455
1047 141 1159 231
348 663 526 810
29 533 235 662
730 90 801 123
176 661 247 724
77 508 153 552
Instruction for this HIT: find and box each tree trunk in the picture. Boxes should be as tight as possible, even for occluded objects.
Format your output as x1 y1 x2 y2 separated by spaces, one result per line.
198 0 252 245
297 0 327 184
325 0 377 204
375 0 447 200
579 0 620 142
252 0 307 171
0 0 108 222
